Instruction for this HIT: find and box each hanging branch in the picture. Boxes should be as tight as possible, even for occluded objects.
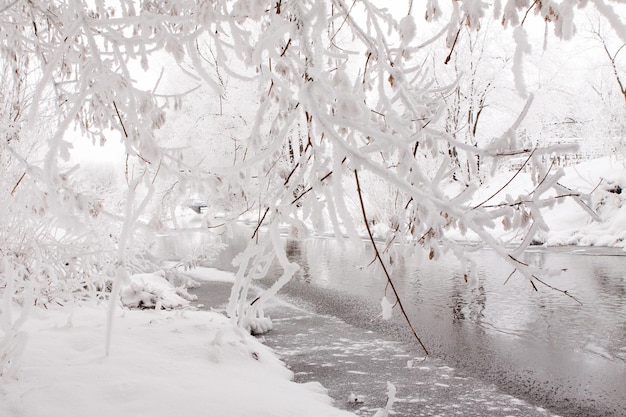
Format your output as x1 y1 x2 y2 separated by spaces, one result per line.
354 169 428 355
532 274 583 305
507 255 583 305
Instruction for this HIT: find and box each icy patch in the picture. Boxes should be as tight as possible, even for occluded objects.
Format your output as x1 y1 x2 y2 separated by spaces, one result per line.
584 342 614 360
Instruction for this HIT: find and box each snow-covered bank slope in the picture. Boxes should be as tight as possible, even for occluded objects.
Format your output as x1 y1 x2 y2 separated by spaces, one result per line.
444 155 626 248
0 303 355 417
542 155 626 247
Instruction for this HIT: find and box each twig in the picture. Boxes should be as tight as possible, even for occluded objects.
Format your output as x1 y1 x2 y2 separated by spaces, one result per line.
495 148 532 156
354 170 428 355
480 193 581 209
444 26 462 65
290 156 345 205
589 178 603 195
151 160 162 185
521 0 539 26
472 148 536 210
11 172 26 196
291 170 332 205
362 52 372 86
532 274 583 305
503 269 516 286
251 207 270 240
284 142 312 186
508 254 529 266
113 101 128 138
280 38 292 57
508 255 582 304
330 0 357 43
529 157 556 197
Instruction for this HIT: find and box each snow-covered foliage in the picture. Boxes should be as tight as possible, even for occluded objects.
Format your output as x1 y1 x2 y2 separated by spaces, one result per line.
0 0 625 359
211 1 626 334
120 270 196 309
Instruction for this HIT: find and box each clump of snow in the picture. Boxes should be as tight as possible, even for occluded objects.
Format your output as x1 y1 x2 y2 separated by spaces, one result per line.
513 27 532 97
381 295 394 320
372 382 397 417
399 15 417 45
0 304 356 417
370 221 392 240
347 392 365 404
240 313 274 335
120 270 196 309
542 156 626 247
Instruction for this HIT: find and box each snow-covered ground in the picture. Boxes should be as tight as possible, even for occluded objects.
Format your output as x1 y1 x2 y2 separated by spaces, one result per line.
540 155 626 247
0 268 357 417
442 154 626 248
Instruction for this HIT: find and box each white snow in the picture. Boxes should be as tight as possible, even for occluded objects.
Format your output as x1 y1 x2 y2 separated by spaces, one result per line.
372 382 397 417
0 269 356 417
380 296 394 320
448 155 626 248
120 270 193 310
541 156 626 247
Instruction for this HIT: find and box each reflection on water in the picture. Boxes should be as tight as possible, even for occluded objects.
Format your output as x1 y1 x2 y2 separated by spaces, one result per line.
277 238 626 364
262 238 626 417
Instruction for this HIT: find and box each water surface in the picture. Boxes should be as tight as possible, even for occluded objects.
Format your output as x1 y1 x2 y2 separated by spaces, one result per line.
257 238 626 417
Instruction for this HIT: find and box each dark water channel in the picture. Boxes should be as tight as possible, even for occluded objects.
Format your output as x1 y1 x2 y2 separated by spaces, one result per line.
248 238 626 417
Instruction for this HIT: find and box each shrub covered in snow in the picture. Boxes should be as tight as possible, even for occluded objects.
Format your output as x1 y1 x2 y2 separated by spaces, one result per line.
120 271 196 310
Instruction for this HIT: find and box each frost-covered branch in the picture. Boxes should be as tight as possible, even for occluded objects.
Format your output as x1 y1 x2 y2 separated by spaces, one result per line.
0 0 622 354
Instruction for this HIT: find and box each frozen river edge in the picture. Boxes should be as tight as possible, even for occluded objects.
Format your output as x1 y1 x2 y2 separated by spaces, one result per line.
192 280 570 417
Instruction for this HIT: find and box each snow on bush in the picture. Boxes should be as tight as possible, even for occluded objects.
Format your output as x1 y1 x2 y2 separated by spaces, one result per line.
239 311 274 335
120 270 196 310
540 156 626 247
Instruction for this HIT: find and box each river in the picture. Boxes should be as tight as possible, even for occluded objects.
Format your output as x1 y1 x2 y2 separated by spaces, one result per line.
255 239 626 416
184 231 626 416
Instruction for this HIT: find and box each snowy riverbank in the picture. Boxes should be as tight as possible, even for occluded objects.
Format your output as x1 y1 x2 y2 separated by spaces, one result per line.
438 155 626 248
0 269 357 417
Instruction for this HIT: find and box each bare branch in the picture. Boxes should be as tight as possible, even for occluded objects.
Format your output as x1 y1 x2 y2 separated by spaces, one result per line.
354 170 429 356
472 149 536 210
